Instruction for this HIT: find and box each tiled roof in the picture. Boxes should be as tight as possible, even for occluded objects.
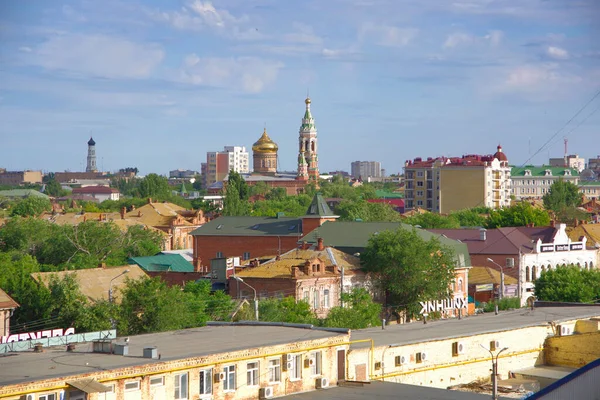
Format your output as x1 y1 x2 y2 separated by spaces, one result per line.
469 266 518 286
124 203 193 227
0 288 19 310
305 193 337 218
31 265 147 302
567 224 600 248
191 216 302 236
128 254 193 272
72 186 119 194
300 221 471 267
511 165 579 177
236 247 361 279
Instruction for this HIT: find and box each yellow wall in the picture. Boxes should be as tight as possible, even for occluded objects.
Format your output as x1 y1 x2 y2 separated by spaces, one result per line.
545 331 600 368
440 168 485 213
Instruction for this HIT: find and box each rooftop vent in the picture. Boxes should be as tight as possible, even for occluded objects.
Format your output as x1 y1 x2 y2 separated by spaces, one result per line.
92 340 113 354
114 343 129 356
143 347 158 359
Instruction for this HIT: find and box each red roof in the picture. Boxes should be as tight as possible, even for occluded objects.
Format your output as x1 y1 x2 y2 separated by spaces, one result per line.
368 198 405 207
0 288 19 310
72 186 119 194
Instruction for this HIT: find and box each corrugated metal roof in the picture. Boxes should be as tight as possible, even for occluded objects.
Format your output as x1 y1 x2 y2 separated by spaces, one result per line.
191 216 302 236
128 254 193 272
469 266 517 285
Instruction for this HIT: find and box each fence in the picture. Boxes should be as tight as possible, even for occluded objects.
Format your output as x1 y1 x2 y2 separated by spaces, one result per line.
0 330 116 353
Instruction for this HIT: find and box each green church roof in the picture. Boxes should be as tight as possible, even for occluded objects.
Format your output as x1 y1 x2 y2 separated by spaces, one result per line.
305 193 337 218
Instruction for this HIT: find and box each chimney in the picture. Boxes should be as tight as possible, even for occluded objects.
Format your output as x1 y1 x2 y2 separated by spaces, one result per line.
120 207 126 220
148 198 152 204
275 255 281 261
479 228 487 241
317 237 324 251
83 215 87 222
98 263 106 269
138 210 142 217
193 257 202 272
131 204 136 211
550 220 556 228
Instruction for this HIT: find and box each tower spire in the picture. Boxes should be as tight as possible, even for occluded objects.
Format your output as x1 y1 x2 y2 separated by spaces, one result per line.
297 96 318 182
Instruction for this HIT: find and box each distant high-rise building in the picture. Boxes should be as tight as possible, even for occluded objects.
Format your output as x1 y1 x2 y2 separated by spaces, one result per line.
351 161 382 179
205 146 249 186
86 137 97 173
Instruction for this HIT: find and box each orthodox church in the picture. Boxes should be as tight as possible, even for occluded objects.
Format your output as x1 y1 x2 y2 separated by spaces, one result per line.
209 96 320 195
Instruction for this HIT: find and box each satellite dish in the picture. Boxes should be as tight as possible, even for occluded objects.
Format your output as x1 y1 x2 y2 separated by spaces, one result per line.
189 178 196 184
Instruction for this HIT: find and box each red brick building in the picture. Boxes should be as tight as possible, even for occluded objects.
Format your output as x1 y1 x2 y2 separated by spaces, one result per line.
190 194 338 273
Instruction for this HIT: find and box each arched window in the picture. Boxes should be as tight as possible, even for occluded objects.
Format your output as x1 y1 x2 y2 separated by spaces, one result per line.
457 278 463 292
532 266 537 281
311 141 315 151
526 266 530 282
591 262 595 269
541 265 545 273
305 141 309 152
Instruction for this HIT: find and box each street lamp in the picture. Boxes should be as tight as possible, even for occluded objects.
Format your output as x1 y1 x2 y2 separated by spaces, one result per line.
480 344 508 400
108 269 130 303
233 276 258 321
487 258 505 300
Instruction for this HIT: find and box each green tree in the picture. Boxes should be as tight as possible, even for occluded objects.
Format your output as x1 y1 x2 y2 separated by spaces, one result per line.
486 202 551 228
47 274 89 329
543 180 582 213
361 227 457 315
535 266 600 303
222 171 250 216
11 196 51 217
44 178 67 197
450 209 488 227
336 200 402 222
322 288 381 329
404 212 460 229
139 174 171 199
257 297 317 324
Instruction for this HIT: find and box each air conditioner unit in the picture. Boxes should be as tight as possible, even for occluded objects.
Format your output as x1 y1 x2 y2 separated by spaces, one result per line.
452 341 465 356
506 258 515 268
558 325 572 336
286 353 294 362
490 340 500 351
259 387 274 399
304 358 315 368
316 377 329 389
215 372 225 383
374 361 382 370
26 395 35 400
395 355 407 366
416 352 428 363
286 362 293 371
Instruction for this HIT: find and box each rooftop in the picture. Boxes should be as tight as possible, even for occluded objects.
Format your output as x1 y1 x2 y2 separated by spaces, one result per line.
128 253 193 272
0 323 346 387
191 216 303 237
469 266 518 286
0 189 49 199
0 288 19 310
511 165 579 177
304 193 338 218
72 186 119 194
350 306 600 349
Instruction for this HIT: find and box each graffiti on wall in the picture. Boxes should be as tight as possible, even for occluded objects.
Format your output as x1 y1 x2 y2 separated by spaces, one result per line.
1 328 75 344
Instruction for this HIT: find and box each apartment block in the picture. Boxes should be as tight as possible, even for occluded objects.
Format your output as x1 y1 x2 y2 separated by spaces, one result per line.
404 146 511 213
511 166 579 200
549 154 585 172
351 161 382 180
0 170 43 185
205 146 249 186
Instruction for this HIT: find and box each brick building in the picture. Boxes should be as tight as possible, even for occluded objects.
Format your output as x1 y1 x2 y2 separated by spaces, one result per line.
229 238 369 318
0 170 43 185
191 194 338 273
0 289 19 337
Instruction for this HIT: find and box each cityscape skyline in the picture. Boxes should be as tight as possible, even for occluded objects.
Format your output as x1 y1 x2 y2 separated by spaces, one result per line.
1 0 599 175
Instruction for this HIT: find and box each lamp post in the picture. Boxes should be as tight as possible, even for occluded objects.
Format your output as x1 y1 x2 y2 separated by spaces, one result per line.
233 276 258 321
487 258 504 300
109 269 129 330
480 344 508 400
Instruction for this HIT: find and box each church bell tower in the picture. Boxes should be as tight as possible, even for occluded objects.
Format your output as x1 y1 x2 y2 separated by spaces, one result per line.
297 97 319 181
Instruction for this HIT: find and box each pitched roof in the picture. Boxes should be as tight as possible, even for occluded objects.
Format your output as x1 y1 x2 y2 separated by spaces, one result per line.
236 246 361 279
428 227 556 255
300 221 471 267
191 216 302 236
124 202 193 227
511 165 579 177
0 189 49 199
567 224 600 248
128 254 193 272
468 266 518 286
31 265 147 302
375 190 404 199
305 193 337 218
0 288 19 310
72 186 119 194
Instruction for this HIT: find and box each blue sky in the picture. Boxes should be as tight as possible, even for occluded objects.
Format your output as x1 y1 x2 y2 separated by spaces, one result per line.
1 0 599 176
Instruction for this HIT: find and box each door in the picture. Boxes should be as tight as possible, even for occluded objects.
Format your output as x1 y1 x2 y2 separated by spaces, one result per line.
337 349 346 381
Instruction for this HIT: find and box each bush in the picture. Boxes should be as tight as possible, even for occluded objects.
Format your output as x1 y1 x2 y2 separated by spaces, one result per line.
482 297 521 312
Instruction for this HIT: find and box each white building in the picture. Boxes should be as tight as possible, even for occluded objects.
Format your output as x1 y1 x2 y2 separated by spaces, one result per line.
223 146 250 174
511 166 579 200
549 154 586 172
519 223 597 306
351 161 382 180
205 146 249 185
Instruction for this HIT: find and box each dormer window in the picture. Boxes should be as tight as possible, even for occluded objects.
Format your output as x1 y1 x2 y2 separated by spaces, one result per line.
544 169 552 176
564 170 571 176
524 170 531 176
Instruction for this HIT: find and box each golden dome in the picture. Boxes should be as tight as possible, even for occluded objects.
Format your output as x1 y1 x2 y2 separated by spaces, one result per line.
252 128 278 153
305 97 311 105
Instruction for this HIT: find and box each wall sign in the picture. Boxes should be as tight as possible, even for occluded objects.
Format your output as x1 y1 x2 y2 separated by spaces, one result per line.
1 328 75 344
540 243 584 253
419 297 467 315
570 243 583 251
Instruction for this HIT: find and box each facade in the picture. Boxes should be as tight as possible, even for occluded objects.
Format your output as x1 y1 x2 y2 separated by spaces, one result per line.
252 128 278 174
0 323 350 400
549 154 586 172
54 171 107 183
297 97 319 182
511 166 579 200
0 170 43 186
229 239 369 318
0 289 19 337
205 146 249 186
86 137 98 173
404 146 511 213
169 169 199 179
72 186 120 202
580 181 600 200
351 161 382 180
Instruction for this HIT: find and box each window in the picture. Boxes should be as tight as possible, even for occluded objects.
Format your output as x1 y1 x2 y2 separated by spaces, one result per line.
149 376 165 387
124 381 140 391
216 251 223 258
417 181 424 187
303 291 309 302
310 351 322 376
174 372 188 400
323 289 330 308
199 369 212 396
39 395 56 400
247 362 259 386
290 354 302 380
223 365 236 391
417 171 424 177
416 190 424 197
243 252 250 260
313 290 320 309
268 358 281 383
416 200 423 206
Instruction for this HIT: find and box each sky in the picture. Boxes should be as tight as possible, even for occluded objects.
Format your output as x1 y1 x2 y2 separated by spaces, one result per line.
1 0 599 176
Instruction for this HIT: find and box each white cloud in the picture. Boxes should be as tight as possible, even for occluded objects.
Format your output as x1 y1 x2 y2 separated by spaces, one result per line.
360 23 418 47
23 34 164 79
485 30 503 46
500 64 581 94
175 55 283 93
547 46 569 60
443 33 474 48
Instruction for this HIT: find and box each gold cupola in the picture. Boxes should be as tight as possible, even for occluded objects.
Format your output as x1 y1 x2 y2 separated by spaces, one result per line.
252 128 279 153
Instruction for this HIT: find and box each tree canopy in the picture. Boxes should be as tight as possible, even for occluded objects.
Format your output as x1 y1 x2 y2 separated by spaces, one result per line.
10 196 52 217
535 265 600 303
485 202 551 228
543 180 582 213
223 170 250 216
360 227 457 315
